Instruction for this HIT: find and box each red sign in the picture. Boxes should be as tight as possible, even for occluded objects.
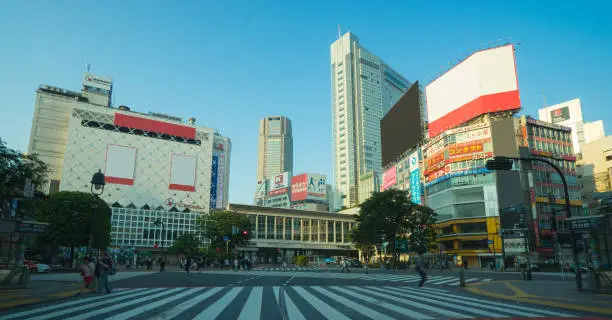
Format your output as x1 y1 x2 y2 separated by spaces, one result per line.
290 174 308 201
426 165 450 182
426 152 445 169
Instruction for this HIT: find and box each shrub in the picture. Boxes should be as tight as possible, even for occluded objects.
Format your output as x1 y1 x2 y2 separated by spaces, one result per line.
295 255 309 266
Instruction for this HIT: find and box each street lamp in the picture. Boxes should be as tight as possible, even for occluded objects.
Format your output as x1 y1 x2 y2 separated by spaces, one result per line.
153 219 166 271
88 170 105 256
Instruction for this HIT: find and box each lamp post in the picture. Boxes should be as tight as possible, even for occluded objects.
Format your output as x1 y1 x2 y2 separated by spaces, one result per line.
154 219 165 271
89 170 106 257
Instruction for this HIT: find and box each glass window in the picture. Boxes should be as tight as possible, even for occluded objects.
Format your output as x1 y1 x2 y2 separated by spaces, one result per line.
293 218 301 241
302 219 310 241
267 216 274 239
342 222 349 243
284 218 291 240
327 221 333 242
257 215 265 239
312 220 319 242
275 217 283 240
335 222 342 243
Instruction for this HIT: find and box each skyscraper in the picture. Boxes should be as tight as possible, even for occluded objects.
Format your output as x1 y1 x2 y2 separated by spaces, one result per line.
331 32 410 208
256 116 293 182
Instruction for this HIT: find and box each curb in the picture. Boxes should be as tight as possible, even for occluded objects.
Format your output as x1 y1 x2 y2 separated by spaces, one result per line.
464 284 612 316
0 283 83 310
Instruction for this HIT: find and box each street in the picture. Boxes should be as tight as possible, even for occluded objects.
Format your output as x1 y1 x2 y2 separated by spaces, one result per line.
0 268 606 320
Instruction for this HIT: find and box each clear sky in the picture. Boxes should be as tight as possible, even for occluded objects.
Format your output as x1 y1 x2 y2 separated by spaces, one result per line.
1 1 611 205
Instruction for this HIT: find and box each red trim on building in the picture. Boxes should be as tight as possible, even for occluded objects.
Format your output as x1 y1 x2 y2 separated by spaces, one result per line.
114 113 196 139
169 184 196 192
428 90 520 138
105 177 135 185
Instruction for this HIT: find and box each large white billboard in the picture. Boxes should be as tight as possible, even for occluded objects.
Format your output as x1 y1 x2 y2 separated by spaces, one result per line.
307 174 327 200
426 44 520 138
105 144 136 185
269 172 290 196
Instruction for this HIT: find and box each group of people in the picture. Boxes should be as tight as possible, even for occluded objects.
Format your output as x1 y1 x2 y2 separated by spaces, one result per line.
78 250 114 294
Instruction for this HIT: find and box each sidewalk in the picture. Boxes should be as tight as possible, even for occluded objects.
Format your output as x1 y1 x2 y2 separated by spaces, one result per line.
0 280 82 310
465 279 612 316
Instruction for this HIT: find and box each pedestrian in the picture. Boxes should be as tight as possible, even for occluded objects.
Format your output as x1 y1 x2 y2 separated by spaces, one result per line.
159 257 166 272
282 260 288 271
185 257 191 273
87 257 97 290
79 257 94 294
234 258 239 272
464 259 468 270
415 254 427 287
97 251 112 294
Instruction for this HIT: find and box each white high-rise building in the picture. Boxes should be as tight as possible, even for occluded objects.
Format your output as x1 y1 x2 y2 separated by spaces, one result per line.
330 32 410 208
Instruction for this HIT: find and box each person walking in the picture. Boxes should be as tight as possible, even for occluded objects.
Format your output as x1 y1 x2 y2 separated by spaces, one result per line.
79 257 94 294
415 254 427 287
159 257 166 272
185 257 191 273
97 251 112 294
234 258 239 272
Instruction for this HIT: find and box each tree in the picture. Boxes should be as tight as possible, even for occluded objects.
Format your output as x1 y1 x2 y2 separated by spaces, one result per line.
0 138 49 218
199 210 252 252
35 191 111 250
167 233 201 257
353 189 437 267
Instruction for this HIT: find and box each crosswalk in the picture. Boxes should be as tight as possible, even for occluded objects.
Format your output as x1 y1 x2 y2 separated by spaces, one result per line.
31 271 154 283
253 266 330 271
0 285 576 319
359 274 493 286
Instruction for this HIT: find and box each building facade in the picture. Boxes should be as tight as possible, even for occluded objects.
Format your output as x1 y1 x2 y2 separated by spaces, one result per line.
256 116 293 183
290 173 329 211
331 32 410 208
229 204 356 264
57 103 230 249
537 98 605 154
577 136 612 213
27 73 113 193
357 171 380 205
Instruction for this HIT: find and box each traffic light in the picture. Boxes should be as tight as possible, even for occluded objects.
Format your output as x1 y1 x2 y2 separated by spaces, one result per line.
243 230 248 236
485 156 514 171
154 243 158 249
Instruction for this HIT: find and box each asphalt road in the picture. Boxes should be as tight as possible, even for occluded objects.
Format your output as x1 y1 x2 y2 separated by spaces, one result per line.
0 270 601 320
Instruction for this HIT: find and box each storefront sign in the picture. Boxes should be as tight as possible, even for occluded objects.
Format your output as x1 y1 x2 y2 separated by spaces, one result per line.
453 128 491 144
448 152 493 163
16 221 49 235
425 139 446 157
448 143 483 157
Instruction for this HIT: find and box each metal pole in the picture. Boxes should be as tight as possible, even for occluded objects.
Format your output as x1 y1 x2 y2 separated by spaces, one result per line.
88 195 98 257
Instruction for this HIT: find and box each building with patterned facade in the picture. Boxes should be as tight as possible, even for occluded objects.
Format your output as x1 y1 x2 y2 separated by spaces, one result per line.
57 103 230 249
27 73 113 194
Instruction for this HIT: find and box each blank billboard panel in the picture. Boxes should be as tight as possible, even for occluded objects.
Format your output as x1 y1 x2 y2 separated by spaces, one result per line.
381 81 423 167
170 153 197 192
105 145 136 185
426 45 520 138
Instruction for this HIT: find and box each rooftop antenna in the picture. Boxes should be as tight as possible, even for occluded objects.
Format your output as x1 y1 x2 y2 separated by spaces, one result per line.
86 63 91 73
541 91 547 107
337 24 341 38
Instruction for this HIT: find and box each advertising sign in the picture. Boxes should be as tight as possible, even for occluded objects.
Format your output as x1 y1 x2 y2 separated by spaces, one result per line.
425 139 446 157
307 174 327 200
269 172 289 196
425 167 490 187
84 72 112 91
426 152 445 170
210 155 218 208
380 166 397 191
425 44 520 137
408 152 421 204
550 106 570 124
448 142 485 157
453 127 491 144
449 152 493 163
291 174 308 201
216 154 225 209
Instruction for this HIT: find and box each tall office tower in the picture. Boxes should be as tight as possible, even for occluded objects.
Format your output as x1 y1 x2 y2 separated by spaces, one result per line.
331 32 410 208
256 116 293 182
27 73 113 193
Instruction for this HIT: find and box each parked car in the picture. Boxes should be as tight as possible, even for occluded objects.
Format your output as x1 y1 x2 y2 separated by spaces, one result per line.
348 259 362 268
323 258 337 264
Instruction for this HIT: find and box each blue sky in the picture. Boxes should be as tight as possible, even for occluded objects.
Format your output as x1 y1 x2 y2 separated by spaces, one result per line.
1 1 611 205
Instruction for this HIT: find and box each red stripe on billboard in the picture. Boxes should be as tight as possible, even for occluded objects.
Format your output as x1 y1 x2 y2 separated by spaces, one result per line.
105 177 135 185
114 113 196 139
169 184 196 192
428 90 520 138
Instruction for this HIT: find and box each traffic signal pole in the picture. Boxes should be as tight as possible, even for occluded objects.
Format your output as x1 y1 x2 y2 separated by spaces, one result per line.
487 156 582 290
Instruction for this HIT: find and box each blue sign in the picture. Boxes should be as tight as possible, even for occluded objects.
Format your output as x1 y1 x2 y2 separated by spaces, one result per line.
425 167 491 187
488 240 493 245
223 235 229 242
410 169 421 204
210 155 219 208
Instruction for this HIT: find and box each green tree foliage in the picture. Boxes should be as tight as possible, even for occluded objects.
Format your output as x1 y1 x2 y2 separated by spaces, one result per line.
167 233 201 257
353 189 437 260
35 191 111 249
199 210 252 250
0 138 49 217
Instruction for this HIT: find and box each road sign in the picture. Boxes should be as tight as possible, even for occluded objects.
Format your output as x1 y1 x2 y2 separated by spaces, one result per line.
488 240 493 245
223 235 229 242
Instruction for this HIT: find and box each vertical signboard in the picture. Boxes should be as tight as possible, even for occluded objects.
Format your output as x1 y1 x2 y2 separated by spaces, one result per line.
291 174 308 201
216 154 225 209
409 151 421 204
210 155 218 208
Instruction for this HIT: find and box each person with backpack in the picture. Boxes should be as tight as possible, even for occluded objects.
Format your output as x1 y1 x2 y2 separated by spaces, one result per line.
97 251 113 294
